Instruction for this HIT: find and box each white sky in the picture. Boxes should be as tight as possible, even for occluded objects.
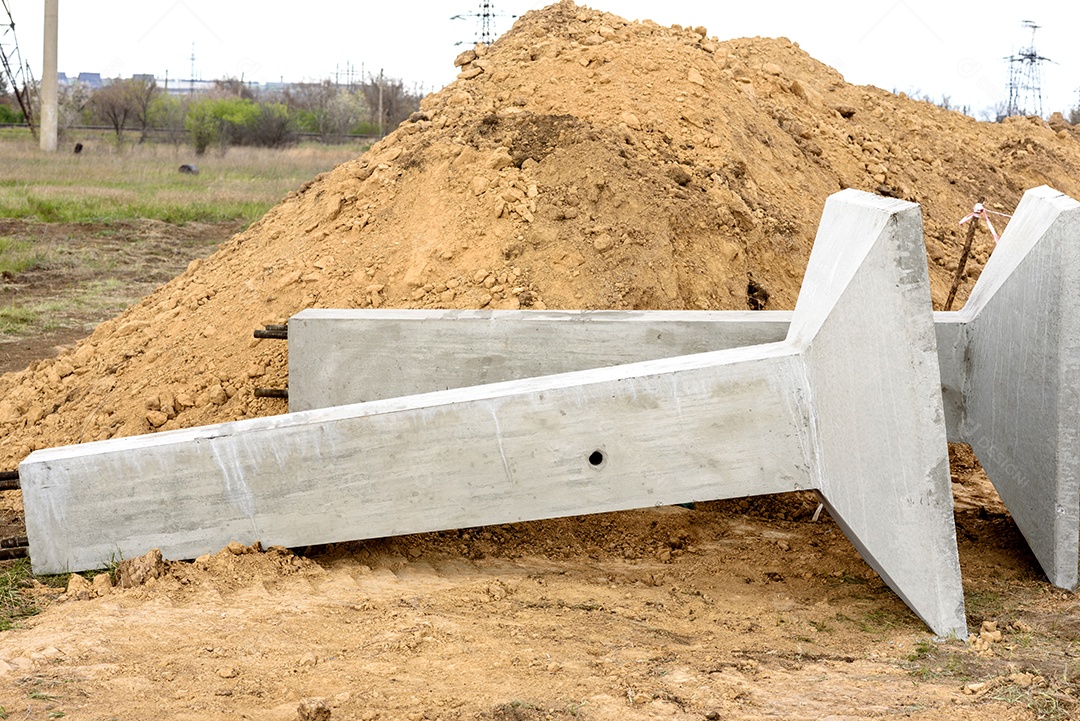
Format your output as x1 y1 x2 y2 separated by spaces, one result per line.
8 1 1080 118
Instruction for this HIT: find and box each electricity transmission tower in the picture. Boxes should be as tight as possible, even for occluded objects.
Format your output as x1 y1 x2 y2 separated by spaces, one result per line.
0 0 36 136
1005 20 1052 118
452 2 514 46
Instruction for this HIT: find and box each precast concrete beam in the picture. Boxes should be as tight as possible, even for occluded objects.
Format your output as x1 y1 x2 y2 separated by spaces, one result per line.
19 190 966 636
288 186 1080 591
951 187 1080 590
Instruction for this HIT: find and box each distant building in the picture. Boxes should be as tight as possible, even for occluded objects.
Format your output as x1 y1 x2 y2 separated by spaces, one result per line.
132 73 155 84
76 72 103 88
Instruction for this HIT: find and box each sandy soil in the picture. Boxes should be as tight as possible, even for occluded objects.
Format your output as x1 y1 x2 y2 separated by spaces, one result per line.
2 2 1080 718
0 481 1073 720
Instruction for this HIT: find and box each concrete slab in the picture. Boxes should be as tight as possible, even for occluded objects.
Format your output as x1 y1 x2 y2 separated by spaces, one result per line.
288 186 1080 591
19 190 966 636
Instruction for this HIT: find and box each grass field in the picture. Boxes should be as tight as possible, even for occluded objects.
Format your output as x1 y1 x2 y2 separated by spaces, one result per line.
0 131 368 364
0 129 366 224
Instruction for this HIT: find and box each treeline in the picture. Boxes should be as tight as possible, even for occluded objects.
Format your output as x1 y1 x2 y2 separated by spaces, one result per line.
0 74 423 153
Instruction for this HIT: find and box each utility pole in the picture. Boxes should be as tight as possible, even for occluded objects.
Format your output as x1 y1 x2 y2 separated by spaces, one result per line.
39 0 57 151
1004 21 1052 118
377 68 384 137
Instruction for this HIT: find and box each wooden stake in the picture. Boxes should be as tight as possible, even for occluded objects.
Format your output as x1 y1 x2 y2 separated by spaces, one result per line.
944 198 984 311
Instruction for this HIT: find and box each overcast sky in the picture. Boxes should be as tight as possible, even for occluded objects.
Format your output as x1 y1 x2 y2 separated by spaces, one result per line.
8 1 1079 118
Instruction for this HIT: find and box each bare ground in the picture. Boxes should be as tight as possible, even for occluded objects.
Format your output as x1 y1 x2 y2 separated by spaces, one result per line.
0 219 242 374
0 222 1077 720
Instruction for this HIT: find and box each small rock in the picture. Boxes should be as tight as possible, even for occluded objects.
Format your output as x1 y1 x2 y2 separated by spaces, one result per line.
618 111 641 130
54 360 74 378
469 175 489 196
66 573 93 601
226 541 247 555
488 148 514 171
208 384 229 406
1010 672 1035 688
762 62 784 76
454 49 477 67
117 548 165 588
667 164 692 186
217 666 239 679
92 573 113 596
298 652 318 667
458 64 484 80
688 68 705 86
593 234 615 253
146 410 169 428
833 104 857 119
297 698 331 721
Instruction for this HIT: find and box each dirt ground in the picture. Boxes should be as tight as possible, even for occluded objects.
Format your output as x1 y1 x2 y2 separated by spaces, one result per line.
0 477 1076 721
3 1 1080 718
0 219 240 374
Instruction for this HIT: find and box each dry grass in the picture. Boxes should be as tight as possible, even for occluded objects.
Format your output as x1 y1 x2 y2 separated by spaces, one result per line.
0 130 367 224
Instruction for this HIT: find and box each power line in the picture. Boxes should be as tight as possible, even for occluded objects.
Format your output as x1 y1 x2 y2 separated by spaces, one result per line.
0 0 37 136
1004 20 1054 118
452 1 515 46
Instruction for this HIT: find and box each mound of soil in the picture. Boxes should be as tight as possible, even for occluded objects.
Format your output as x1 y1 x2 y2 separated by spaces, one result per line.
5 3 1080 718
3 1 1080 470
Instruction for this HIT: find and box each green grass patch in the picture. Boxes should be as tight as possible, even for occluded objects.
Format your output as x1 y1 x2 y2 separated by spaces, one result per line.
0 236 49 275
0 134 364 224
0 559 40 631
0 304 39 334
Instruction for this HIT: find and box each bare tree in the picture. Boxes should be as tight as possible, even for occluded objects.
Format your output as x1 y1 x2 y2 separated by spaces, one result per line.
90 77 159 143
213 76 256 100
58 81 93 129
91 80 133 141
128 76 159 142
362 74 422 136
284 80 336 139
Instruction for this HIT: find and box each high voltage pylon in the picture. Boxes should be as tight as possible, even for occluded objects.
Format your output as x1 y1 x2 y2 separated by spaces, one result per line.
0 0 36 136
1004 20 1053 118
452 1 515 46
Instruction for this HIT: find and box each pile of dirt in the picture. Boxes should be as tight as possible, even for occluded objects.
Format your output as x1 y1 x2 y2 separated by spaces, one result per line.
7 4 1080 717
3 0 1080 472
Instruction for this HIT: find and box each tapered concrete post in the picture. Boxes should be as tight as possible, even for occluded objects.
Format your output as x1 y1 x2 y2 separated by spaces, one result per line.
19 190 966 636
288 187 1080 592
39 0 59 152
950 187 1080 589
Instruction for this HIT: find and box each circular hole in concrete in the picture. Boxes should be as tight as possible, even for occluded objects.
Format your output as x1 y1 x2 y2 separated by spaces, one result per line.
588 450 606 467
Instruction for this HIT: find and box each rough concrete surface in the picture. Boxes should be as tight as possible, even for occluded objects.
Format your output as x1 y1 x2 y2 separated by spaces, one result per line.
18 190 965 636
290 186 1079 593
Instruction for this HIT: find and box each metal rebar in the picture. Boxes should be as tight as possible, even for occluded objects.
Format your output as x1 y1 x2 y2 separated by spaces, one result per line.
0 536 27 549
0 546 28 560
0 470 19 491
254 388 289 399
254 328 288 340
